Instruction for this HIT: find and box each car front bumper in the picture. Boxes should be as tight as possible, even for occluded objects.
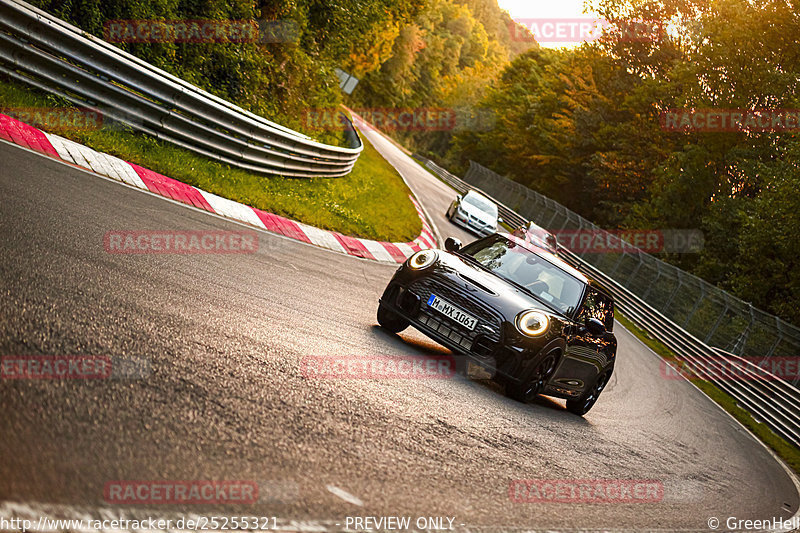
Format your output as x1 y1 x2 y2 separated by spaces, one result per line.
379 294 500 376
450 214 495 236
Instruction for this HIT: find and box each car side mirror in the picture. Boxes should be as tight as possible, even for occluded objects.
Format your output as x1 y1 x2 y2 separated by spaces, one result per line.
455 194 462 202
497 216 504 224
586 317 605 336
444 237 462 252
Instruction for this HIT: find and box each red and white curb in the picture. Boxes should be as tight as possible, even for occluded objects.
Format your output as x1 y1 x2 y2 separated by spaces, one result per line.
0 113 438 264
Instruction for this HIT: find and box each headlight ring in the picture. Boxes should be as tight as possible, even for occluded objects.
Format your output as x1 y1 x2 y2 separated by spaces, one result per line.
408 249 438 270
516 310 550 337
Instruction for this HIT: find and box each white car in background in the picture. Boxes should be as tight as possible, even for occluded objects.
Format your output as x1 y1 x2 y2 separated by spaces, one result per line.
446 190 500 236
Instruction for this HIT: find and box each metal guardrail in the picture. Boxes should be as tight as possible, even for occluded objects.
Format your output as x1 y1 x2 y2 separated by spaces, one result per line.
463 161 800 371
0 0 362 178
563 249 800 446
417 155 800 447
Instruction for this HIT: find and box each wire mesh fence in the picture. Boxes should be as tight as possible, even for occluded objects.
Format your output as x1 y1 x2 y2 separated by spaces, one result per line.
462 161 800 382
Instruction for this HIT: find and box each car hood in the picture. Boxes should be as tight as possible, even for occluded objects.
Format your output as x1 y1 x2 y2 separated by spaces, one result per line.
459 201 497 225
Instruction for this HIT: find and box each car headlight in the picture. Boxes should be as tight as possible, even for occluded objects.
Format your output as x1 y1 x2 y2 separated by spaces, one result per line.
516 310 549 336
408 249 437 270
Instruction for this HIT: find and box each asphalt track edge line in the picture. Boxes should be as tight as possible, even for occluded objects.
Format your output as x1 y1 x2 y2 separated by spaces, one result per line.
349 112 444 248
0 137 401 269
0 113 439 264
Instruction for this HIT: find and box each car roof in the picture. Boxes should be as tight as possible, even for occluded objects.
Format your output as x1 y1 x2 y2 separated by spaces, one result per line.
504 233 590 284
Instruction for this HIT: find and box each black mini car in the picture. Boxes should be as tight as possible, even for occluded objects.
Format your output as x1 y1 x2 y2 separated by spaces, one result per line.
377 233 617 415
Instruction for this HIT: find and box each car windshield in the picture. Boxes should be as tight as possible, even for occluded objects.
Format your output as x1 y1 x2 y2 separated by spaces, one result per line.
462 236 584 315
463 193 497 216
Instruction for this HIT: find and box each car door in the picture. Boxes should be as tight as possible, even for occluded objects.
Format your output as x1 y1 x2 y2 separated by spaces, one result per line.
550 287 614 393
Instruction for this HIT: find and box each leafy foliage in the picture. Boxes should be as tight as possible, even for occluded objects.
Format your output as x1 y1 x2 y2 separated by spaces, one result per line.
447 0 800 326
27 0 424 135
347 0 535 155
27 0 800 327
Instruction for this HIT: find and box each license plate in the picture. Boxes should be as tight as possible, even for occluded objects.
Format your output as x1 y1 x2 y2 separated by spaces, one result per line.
427 294 478 331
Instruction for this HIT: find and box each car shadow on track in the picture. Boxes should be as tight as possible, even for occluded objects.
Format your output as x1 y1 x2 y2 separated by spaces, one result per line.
369 325 589 424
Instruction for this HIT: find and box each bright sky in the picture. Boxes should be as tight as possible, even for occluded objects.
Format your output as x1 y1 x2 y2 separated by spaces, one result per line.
496 0 602 49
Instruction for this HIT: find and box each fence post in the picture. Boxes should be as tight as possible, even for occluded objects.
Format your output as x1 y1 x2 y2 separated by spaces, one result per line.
728 304 754 356
662 269 683 314
609 252 629 277
766 318 783 358
624 256 645 287
704 299 730 344
683 284 705 329
641 261 662 300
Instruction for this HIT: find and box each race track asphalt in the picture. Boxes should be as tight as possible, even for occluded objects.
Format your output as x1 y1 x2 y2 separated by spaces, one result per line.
0 137 797 532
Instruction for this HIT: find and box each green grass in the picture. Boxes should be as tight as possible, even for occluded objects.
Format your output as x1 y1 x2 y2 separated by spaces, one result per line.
615 312 800 474
0 77 421 242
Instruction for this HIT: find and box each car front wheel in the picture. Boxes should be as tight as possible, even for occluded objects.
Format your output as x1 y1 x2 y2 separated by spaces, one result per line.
377 304 409 334
506 350 559 403
566 367 613 416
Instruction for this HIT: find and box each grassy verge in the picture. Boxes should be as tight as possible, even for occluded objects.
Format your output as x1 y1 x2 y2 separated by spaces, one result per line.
615 312 800 475
0 77 421 242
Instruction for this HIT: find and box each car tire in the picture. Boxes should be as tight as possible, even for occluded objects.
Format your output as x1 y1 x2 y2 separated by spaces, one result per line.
377 304 409 334
566 367 613 416
506 350 560 403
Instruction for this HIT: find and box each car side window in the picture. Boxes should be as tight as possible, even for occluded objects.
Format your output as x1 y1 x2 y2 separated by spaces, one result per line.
578 288 614 332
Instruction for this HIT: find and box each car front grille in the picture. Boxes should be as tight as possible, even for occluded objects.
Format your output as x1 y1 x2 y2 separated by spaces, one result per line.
468 217 487 228
408 276 503 352
417 313 475 351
